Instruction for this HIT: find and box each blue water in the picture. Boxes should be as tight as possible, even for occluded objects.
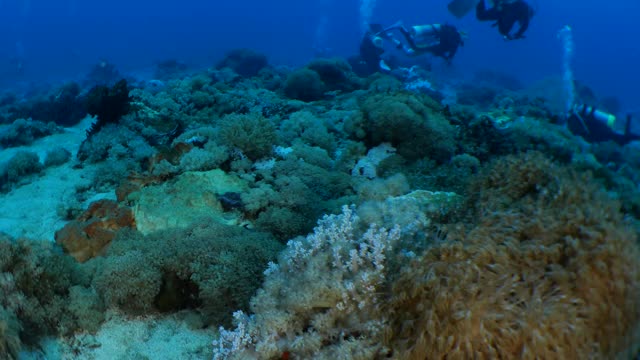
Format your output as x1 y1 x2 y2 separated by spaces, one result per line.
0 0 637 110
1 1 640 358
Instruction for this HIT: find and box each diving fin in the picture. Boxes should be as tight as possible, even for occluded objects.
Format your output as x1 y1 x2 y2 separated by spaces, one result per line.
447 0 479 18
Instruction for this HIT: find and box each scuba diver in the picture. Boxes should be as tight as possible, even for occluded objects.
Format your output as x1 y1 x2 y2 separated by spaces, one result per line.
566 104 640 145
393 23 465 63
352 22 463 75
476 0 534 40
355 24 393 75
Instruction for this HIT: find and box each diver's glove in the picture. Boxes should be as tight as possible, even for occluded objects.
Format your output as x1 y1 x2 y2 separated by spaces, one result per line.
379 60 391 72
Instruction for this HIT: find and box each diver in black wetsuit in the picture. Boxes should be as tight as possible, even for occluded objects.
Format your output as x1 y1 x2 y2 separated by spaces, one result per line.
355 25 393 76
476 0 534 40
352 22 464 74
394 23 465 63
567 104 640 146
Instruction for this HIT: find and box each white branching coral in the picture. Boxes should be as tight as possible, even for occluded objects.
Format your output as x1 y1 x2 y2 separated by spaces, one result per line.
212 205 401 359
212 311 256 360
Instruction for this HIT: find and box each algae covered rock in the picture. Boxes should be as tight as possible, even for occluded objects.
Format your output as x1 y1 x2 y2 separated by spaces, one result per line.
55 199 136 262
131 169 250 234
358 189 463 236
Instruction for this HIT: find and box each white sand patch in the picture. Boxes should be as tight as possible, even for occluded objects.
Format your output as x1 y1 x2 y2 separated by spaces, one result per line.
0 116 91 163
0 117 114 241
32 311 212 360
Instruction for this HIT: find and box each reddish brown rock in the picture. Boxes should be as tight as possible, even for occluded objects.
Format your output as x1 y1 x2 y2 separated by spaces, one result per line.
145 141 194 173
55 199 135 262
116 142 198 203
116 180 142 202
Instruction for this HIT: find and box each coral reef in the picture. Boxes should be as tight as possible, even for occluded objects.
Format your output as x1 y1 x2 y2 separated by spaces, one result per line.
2 49 639 359
212 205 402 359
357 92 455 161
283 68 326 102
0 151 43 193
387 152 640 359
0 234 104 352
279 111 337 153
456 83 499 108
84 60 123 88
154 59 190 80
241 144 355 241
0 306 21 359
129 169 249 234
91 221 282 326
85 79 131 126
43 147 72 167
0 119 61 149
55 199 136 262
216 113 277 160
473 69 524 91
214 152 640 359
216 49 269 78
78 79 134 162
7 82 88 127
283 58 361 102
305 58 362 93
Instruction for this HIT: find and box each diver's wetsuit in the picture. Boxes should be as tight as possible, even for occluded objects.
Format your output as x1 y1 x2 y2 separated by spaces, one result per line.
476 0 532 39
359 32 386 74
427 25 463 62
397 24 463 63
567 111 640 146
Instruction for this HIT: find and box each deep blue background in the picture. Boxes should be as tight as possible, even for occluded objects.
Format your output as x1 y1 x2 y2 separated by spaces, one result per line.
0 0 637 111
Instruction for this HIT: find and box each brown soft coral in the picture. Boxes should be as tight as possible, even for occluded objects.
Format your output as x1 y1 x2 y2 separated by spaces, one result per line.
385 151 640 359
389 242 589 359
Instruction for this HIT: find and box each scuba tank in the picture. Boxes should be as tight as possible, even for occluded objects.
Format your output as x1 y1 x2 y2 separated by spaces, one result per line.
410 25 441 49
568 104 638 145
573 103 617 129
411 24 441 37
